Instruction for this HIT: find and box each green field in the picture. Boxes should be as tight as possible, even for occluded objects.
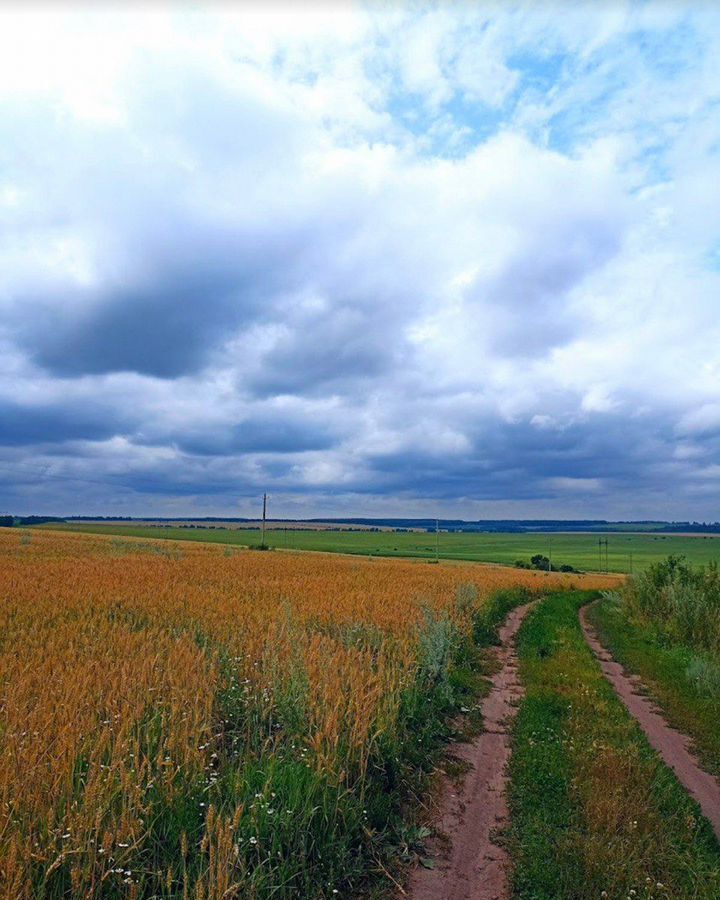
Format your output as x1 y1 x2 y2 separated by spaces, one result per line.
40 523 720 573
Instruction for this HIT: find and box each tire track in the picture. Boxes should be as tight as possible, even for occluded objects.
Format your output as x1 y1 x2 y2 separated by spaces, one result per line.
580 603 720 843
408 601 535 900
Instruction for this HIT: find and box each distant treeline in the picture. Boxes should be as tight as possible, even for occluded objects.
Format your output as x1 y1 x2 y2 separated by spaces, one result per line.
11 515 720 534
297 518 720 534
654 523 720 534
2 516 67 527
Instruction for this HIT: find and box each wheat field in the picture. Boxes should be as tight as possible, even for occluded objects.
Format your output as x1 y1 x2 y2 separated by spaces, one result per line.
0 529 620 899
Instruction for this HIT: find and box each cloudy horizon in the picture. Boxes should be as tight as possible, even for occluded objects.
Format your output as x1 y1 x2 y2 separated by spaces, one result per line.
1 2 720 520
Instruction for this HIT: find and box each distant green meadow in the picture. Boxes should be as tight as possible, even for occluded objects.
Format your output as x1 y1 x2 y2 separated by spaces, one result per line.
40 523 720 573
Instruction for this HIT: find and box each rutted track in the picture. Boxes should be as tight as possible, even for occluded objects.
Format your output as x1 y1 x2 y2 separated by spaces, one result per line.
408 601 535 900
580 603 720 843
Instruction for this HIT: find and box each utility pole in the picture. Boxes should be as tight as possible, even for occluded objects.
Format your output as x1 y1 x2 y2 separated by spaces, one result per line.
598 537 609 573
435 519 440 564
261 493 267 549
629 550 633 575
548 536 552 571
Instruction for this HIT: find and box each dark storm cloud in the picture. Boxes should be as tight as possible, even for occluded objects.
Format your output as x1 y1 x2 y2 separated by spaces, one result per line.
22 269 262 379
176 415 342 456
360 413 675 500
0 399 129 446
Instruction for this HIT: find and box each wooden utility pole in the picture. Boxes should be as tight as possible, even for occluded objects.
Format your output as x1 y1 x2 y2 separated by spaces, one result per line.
261 493 267 549
548 536 553 571
435 519 440 564
598 537 609 573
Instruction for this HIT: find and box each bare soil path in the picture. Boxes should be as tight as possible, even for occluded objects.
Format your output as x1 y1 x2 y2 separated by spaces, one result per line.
407 601 535 900
579 603 720 843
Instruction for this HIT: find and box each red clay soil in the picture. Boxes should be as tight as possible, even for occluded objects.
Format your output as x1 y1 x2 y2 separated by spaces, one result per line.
579 604 720 843
407 601 535 900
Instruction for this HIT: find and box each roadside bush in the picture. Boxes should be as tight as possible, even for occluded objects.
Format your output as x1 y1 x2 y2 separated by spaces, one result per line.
621 556 720 652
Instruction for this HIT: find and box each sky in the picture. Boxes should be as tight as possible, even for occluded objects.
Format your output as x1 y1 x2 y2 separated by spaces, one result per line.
1 1 720 521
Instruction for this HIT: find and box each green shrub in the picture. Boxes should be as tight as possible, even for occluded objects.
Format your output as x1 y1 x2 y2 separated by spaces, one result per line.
621 556 720 652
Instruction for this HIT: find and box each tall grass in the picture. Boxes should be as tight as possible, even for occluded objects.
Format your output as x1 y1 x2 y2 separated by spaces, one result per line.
0 530 619 898
614 555 720 701
618 556 720 650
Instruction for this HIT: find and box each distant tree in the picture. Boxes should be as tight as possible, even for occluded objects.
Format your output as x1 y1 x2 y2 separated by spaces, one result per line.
0 515 14 528
531 553 552 571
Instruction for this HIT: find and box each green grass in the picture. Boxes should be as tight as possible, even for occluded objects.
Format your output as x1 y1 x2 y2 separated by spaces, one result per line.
508 591 720 899
40 523 720 573
589 595 720 778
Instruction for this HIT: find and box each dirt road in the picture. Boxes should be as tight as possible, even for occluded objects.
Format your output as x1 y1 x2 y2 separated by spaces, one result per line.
407 601 535 900
579 604 720 843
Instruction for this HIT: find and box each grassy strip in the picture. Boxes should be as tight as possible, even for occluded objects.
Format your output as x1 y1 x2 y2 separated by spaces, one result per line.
508 591 720 900
589 595 720 776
